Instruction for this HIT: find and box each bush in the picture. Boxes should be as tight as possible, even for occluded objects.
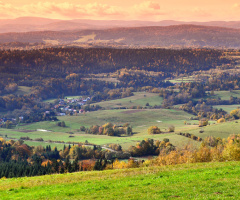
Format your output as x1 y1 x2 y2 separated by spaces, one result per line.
163 138 169 143
80 126 86 131
57 121 66 127
35 138 44 141
148 126 161 134
199 119 208 127
168 125 175 132
217 118 226 123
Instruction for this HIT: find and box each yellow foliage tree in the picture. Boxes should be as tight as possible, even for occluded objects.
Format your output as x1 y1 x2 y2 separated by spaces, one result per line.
217 118 226 123
148 126 161 134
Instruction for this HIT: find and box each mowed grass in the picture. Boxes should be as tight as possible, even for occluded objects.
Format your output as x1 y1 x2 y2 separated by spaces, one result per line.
92 92 163 109
169 76 195 83
213 105 240 113
0 161 239 199
20 109 195 132
185 119 240 139
8 109 198 149
209 90 240 100
1 86 31 97
43 95 83 103
15 86 32 95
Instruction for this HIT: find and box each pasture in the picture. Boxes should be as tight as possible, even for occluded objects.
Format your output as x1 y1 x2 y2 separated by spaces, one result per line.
92 92 163 109
6 107 239 150
185 120 240 139
0 161 239 199
4 108 200 149
213 104 240 113
209 90 240 100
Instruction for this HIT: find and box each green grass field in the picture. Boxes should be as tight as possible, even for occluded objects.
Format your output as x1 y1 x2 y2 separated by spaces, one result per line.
213 105 240 113
92 92 163 109
43 95 84 103
0 108 200 149
6 107 239 150
209 90 240 100
11 109 199 149
0 161 239 199
169 76 196 83
15 86 32 95
1 86 32 97
4 91 240 150
185 120 240 139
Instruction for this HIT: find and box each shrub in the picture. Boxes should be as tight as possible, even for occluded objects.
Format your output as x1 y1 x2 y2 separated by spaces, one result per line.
163 138 169 143
35 138 44 141
199 119 208 127
168 125 175 132
217 118 226 123
148 126 161 134
80 126 86 131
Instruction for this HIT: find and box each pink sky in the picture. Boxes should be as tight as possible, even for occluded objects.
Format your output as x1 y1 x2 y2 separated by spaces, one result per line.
1 0 240 21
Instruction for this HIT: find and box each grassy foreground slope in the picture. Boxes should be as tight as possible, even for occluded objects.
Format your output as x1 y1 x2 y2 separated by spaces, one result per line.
0 161 239 199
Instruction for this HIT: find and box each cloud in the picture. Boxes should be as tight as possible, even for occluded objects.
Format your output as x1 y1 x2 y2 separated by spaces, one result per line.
233 3 240 8
191 8 212 18
0 1 165 20
132 1 165 17
0 2 124 19
0 1 237 21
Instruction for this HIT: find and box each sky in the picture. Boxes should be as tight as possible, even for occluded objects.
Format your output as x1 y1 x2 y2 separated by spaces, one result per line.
1 0 240 21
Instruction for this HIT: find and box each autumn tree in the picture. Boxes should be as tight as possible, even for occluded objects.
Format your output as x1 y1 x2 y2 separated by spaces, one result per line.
148 126 161 134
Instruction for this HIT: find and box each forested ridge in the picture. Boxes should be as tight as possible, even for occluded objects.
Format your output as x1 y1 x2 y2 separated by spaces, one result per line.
0 48 233 121
0 48 229 75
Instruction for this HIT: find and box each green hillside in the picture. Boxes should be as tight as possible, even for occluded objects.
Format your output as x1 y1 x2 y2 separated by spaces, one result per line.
0 161 239 199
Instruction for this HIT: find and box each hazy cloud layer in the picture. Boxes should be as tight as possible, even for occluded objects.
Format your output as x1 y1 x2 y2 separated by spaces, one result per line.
0 1 239 21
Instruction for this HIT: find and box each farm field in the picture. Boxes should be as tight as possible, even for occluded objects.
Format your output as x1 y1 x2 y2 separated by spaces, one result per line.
4 108 239 150
91 92 163 109
1 86 32 97
2 89 240 150
43 95 83 103
19 109 196 133
213 105 240 113
169 76 195 83
14 86 32 95
208 90 240 100
186 120 240 139
2 108 200 149
0 161 239 199
0 128 199 150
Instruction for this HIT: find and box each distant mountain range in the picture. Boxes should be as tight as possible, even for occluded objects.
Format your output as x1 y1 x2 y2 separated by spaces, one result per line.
1 17 240 48
1 17 240 33
1 24 240 48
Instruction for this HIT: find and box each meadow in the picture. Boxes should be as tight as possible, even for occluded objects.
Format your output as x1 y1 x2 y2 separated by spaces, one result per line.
1 86 32 97
92 92 163 109
2 91 240 150
213 105 240 113
0 161 239 199
8 108 199 149
186 120 240 139
210 90 240 100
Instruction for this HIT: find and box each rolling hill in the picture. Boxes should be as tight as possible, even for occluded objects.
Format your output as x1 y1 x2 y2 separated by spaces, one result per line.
1 24 240 48
0 161 239 199
1 17 240 33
